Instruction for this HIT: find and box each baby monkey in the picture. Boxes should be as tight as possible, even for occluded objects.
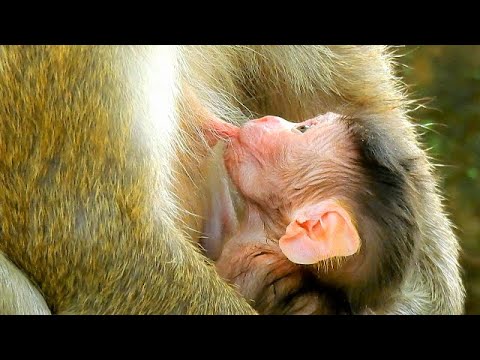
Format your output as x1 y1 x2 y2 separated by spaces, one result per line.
202 112 413 315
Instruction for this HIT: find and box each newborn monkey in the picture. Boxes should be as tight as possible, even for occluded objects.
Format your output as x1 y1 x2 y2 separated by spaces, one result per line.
202 112 411 315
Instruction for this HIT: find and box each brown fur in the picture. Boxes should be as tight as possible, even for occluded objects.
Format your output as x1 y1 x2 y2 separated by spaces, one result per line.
0 46 464 314
0 46 254 314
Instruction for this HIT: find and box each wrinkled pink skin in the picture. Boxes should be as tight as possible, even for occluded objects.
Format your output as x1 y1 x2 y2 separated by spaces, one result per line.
209 114 331 202
202 114 353 315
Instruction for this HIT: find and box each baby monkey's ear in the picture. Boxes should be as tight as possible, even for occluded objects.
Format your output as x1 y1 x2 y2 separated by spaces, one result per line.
279 200 361 265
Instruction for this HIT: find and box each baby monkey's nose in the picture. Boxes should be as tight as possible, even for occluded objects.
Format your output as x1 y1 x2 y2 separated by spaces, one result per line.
254 116 281 124
251 116 292 130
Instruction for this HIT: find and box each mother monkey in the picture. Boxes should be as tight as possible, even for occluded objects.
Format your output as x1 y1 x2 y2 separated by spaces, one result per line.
0 46 464 314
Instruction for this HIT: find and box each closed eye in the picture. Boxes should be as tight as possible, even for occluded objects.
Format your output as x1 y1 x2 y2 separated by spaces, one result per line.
295 125 311 133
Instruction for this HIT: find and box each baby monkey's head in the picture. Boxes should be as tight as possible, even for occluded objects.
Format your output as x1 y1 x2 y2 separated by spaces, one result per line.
214 113 364 266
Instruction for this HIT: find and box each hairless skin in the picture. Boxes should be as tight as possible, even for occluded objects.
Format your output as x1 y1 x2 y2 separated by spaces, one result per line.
202 113 376 314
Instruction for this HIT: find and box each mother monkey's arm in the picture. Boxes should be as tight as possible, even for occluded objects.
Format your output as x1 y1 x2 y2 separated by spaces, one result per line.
0 45 255 314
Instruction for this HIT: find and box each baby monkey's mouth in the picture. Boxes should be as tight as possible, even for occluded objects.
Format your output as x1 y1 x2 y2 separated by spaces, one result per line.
205 116 240 143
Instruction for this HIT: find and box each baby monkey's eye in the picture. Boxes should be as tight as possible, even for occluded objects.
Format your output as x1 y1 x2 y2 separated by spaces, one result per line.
296 125 311 133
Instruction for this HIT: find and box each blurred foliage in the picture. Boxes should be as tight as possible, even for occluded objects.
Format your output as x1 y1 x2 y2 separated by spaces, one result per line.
400 46 480 314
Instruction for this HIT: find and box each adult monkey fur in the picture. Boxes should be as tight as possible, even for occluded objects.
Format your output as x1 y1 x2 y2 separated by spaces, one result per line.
0 252 51 314
0 46 464 314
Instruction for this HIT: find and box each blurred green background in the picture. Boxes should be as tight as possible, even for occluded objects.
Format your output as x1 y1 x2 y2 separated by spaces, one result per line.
401 46 480 314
